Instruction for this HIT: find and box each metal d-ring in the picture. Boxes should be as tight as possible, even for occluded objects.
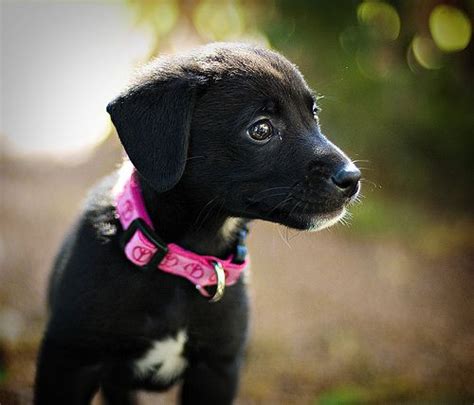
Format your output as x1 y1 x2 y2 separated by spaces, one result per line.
209 261 226 303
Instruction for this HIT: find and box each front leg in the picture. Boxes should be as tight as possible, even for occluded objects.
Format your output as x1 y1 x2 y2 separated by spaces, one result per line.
100 381 137 405
180 357 242 405
100 363 138 405
34 338 101 405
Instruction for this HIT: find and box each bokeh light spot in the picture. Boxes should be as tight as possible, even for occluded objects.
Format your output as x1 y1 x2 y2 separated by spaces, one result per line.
339 26 360 55
357 1 401 41
356 47 395 80
130 0 179 36
193 0 244 41
410 35 443 70
429 5 472 52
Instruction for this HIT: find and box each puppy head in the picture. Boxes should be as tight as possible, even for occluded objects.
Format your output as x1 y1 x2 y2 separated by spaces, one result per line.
107 43 360 231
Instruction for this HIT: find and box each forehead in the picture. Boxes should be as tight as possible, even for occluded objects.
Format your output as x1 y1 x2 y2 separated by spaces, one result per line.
196 46 315 113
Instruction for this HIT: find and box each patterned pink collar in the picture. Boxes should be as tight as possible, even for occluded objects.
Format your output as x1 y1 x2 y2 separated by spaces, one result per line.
112 164 249 302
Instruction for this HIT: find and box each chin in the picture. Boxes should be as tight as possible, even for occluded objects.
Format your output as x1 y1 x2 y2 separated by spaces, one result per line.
234 202 347 232
306 207 346 231
276 207 346 231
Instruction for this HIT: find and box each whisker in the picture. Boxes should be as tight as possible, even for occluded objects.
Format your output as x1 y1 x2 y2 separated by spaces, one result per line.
243 192 291 211
340 211 353 227
193 197 218 228
278 225 292 249
282 200 302 244
213 198 226 224
288 201 302 216
360 178 381 189
351 194 364 205
288 226 302 241
267 194 294 215
251 192 292 201
287 200 301 219
185 155 206 162
250 186 292 198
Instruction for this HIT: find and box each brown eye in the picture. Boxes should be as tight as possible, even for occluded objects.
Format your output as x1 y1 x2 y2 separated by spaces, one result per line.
312 103 321 120
248 120 273 141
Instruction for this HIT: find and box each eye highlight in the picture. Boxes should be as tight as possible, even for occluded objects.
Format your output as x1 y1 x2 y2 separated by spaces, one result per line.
247 119 273 142
312 103 321 119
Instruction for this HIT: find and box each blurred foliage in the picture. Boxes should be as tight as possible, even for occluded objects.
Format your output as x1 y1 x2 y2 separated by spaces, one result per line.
316 381 414 404
126 0 474 242
261 1 473 211
315 380 470 404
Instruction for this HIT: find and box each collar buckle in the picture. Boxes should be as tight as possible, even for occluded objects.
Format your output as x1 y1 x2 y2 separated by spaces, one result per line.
209 261 226 303
119 218 168 270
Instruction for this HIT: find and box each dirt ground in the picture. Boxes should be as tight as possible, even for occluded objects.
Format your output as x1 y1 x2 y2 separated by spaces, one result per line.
1 139 473 404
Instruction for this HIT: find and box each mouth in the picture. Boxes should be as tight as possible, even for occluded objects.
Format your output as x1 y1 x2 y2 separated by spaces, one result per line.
236 178 361 231
240 195 351 232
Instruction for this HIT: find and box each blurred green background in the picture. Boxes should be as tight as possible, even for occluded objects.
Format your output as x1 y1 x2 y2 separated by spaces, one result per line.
0 0 473 404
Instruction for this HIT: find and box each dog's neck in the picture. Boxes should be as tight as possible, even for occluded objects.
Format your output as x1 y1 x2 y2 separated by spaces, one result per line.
138 176 246 259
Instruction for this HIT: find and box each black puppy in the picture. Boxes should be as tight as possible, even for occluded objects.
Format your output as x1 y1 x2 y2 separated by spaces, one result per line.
35 43 360 404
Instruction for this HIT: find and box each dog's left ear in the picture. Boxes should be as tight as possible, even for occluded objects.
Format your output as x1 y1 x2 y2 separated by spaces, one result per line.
107 76 198 192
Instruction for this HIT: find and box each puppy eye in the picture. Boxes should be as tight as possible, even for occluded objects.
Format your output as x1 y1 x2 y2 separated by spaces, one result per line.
247 120 273 142
312 103 321 119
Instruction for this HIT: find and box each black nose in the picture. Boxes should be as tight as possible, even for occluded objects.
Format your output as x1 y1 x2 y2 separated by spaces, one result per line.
331 164 361 195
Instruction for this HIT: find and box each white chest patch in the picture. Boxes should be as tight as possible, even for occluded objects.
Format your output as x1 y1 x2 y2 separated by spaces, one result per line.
134 330 188 383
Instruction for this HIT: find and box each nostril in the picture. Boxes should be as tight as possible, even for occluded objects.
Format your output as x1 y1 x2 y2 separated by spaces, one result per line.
331 165 361 191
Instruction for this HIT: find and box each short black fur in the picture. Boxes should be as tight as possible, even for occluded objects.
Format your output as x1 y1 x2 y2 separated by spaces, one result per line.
35 43 360 405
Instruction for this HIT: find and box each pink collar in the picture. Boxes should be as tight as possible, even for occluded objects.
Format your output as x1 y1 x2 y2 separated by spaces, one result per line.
112 164 249 302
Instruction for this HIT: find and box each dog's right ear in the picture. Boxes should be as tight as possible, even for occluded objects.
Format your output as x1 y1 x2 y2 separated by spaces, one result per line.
107 75 199 192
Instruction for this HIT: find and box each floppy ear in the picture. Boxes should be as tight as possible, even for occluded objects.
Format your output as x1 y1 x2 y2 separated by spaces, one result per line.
107 78 196 192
